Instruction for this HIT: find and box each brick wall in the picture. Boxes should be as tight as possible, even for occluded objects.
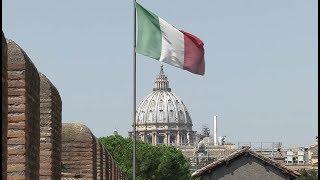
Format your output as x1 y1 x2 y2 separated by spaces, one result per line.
3 38 127 179
2 31 8 180
107 151 112 179
96 138 104 180
110 157 114 180
61 123 97 179
61 123 127 180
113 159 117 180
96 138 101 179
102 148 105 179
103 148 110 179
7 40 40 179
117 165 119 179
39 73 62 179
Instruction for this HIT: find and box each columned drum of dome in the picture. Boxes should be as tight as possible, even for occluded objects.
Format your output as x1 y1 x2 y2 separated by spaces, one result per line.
129 66 196 146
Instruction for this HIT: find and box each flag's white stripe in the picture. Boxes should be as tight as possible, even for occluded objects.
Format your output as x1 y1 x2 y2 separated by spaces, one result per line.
158 17 185 68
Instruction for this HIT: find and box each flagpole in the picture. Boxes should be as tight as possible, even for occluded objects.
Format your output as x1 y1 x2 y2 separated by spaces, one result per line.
132 0 137 179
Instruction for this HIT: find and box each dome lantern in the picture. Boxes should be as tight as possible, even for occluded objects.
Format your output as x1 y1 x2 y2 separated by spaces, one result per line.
153 65 171 92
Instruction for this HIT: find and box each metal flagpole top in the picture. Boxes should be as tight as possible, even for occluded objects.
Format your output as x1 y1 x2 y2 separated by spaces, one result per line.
133 0 137 179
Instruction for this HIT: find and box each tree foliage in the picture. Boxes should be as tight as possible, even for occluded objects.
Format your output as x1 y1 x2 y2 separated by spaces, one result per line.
297 169 318 180
99 135 191 180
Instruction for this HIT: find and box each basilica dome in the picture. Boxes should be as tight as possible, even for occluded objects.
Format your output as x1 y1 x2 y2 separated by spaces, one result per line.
131 66 196 146
136 66 192 126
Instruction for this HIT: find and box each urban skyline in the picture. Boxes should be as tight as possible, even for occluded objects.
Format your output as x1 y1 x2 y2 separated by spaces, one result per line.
3 0 318 148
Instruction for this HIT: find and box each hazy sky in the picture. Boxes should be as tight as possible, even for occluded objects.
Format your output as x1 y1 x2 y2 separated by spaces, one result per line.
3 0 318 148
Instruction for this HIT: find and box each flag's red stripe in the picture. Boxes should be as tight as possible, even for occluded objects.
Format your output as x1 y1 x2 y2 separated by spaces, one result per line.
181 31 205 75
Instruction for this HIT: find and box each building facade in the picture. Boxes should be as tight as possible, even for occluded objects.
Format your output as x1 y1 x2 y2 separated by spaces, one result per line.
129 66 196 146
307 137 318 169
192 147 300 180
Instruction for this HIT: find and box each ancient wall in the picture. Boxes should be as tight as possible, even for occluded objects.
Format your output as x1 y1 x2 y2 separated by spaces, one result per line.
7 40 40 179
121 171 124 180
2 31 8 180
96 138 104 179
113 159 117 180
61 123 127 180
102 148 107 179
3 36 127 179
39 73 62 179
61 123 97 179
107 151 112 179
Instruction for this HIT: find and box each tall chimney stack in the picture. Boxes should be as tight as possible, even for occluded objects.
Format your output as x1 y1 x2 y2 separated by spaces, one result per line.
213 115 218 146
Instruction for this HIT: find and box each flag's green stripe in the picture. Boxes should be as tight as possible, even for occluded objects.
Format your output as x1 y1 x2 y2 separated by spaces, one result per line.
136 2 162 60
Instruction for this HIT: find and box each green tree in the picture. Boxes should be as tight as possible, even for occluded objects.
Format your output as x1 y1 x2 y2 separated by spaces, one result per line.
297 169 318 180
99 135 191 180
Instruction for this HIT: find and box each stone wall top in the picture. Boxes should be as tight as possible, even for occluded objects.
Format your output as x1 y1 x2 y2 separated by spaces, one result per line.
39 73 62 107
7 40 38 70
62 123 94 142
40 73 54 92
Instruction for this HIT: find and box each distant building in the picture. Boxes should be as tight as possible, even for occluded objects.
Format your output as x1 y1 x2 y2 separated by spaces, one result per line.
128 66 237 171
237 141 318 171
284 148 308 165
192 146 300 180
129 66 196 146
180 142 237 172
307 137 318 169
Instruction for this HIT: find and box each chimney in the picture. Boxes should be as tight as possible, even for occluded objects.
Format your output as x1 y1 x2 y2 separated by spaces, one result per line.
213 115 218 146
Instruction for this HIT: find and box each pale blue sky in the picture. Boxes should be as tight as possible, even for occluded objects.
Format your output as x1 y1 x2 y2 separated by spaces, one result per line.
3 0 318 147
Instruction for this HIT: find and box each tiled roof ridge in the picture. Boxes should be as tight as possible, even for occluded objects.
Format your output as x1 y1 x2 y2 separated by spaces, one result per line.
191 146 300 178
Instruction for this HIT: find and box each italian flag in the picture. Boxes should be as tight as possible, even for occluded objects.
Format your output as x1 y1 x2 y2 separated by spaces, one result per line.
135 2 205 75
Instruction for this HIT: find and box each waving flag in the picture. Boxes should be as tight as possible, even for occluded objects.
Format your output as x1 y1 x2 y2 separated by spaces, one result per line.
135 2 205 75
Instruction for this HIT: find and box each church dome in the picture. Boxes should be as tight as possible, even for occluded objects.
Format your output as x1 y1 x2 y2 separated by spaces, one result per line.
136 66 192 126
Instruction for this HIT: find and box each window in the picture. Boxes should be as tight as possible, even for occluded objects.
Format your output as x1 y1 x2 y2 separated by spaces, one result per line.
159 110 165 122
146 134 152 144
158 135 165 144
148 111 153 122
139 112 144 123
170 135 176 144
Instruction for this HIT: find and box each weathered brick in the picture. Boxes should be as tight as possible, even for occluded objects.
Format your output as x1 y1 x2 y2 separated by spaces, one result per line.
40 150 52 156
7 176 25 180
8 147 25 155
7 137 26 144
8 113 26 123
39 72 62 179
61 123 97 179
7 155 26 164
7 40 40 179
2 32 8 179
8 80 26 88
8 96 26 105
7 129 25 138
7 164 26 172
8 88 26 96
7 63 25 70
7 70 25 80
8 122 25 130
8 104 25 113
96 138 104 180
